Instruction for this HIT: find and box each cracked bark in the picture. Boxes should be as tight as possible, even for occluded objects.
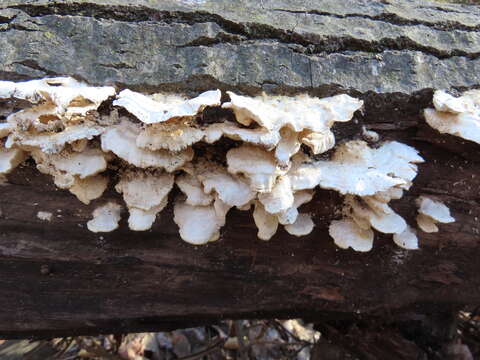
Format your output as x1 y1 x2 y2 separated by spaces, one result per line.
0 1 479 353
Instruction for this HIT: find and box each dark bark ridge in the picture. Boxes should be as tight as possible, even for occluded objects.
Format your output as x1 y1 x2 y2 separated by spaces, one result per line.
0 0 479 93
0 0 479 339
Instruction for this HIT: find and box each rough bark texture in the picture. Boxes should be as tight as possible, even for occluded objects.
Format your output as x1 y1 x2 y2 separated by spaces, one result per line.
1 0 480 343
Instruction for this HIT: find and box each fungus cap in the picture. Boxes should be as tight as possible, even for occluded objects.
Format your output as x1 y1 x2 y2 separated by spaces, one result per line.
114 89 221 124
329 219 374 252
227 145 280 193
87 202 122 233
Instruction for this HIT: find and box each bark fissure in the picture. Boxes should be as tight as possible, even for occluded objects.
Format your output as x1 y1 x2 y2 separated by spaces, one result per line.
4 3 479 60
11 60 60 76
271 8 480 32
178 34 480 60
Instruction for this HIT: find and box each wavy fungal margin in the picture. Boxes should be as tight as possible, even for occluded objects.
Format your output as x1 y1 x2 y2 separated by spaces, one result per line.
0 77 454 250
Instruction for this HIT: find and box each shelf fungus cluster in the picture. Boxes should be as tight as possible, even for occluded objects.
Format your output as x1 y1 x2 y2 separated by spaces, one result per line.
327 141 424 252
0 77 452 251
425 90 480 144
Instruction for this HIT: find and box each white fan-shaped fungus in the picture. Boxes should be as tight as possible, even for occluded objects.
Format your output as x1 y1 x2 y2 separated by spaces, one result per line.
393 226 419 250
176 173 214 206
137 123 204 152
346 196 407 234
0 77 115 112
277 190 314 225
329 219 374 252
69 175 108 205
223 92 363 132
424 90 480 144
253 201 279 241
204 122 281 149
323 140 423 251
115 171 174 231
113 89 221 124
416 196 455 233
284 213 314 237
227 145 281 193
31 147 107 189
87 202 122 233
6 125 104 154
101 120 193 171
258 176 294 214
197 165 255 208
173 198 228 245
416 213 439 233
306 140 424 196
0 148 27 174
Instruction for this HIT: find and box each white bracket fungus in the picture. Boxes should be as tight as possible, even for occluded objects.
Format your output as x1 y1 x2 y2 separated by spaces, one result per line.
1 76 432 252
223 92 363 164
87 202 122 233
329 219 374 252
173 198 228 245
0 77 115 112
101 120 194 171
424 90 480 144
196 164 255 208
176 173 214 206
227 145 282 193
416 196 455 233
284 213 315 237
0 148 27 174
70 175 109 205
325 141 424 251
393 226 419 250
115 171 174 231
115 89 221 153
113 89 221 125
253 201 279 241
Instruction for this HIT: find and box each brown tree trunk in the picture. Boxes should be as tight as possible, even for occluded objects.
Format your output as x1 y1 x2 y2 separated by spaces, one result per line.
0 0 479 349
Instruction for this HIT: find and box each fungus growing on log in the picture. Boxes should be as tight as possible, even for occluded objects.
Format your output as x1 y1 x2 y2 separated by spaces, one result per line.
329 219 374 252
0 76 436 251
424 90 480 143
416 196 455 233
115 171 174 231
0 148 26 174
173 199 228 245
325 142 424 251
87 202 122 233
113 89 221 125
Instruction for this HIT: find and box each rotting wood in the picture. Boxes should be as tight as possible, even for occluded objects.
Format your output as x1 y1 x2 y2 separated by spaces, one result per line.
0 0 479 340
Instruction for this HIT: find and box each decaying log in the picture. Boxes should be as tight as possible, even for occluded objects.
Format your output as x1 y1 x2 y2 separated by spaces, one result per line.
0 0 480 340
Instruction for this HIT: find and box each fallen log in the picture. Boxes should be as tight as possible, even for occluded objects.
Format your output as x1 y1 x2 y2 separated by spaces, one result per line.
0 0 479 341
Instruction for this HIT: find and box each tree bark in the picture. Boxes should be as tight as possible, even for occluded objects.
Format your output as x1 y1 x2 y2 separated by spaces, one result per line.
0 0 480 340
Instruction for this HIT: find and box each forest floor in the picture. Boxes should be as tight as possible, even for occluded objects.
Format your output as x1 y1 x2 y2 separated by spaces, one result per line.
0 310 479 360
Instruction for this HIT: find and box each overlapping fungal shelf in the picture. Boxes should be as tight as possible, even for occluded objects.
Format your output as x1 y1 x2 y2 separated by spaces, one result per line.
424 89 480 144
0 77 453 251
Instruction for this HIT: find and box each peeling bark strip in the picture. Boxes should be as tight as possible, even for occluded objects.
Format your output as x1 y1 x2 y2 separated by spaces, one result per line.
0 0 479 339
